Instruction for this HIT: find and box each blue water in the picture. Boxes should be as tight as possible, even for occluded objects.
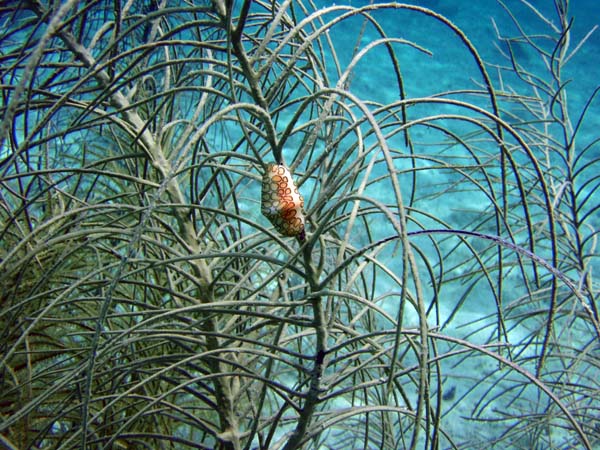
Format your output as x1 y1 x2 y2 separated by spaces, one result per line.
305 2 600 448
315 0 600 110
2 1 598 448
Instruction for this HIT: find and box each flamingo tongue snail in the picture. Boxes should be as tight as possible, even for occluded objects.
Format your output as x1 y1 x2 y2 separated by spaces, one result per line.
261 163 306 240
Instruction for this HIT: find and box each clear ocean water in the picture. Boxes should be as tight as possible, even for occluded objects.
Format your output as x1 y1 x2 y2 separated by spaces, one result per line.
306 1 600 448
315 0 600 119
1 1 598 449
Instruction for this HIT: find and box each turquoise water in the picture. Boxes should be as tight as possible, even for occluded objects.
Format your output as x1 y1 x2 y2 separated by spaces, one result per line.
1 1 598 449
317 0 599 109
305 2 600 448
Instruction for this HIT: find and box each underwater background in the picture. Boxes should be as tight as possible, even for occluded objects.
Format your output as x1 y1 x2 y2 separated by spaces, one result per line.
317 0 600 141
305 1 600 447
1 0 599 449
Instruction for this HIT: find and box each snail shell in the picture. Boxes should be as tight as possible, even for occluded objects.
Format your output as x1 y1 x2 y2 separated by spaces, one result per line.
261 163 305 238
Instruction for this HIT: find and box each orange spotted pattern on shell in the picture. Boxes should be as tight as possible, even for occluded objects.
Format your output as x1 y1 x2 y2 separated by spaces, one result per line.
261 163 305 238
